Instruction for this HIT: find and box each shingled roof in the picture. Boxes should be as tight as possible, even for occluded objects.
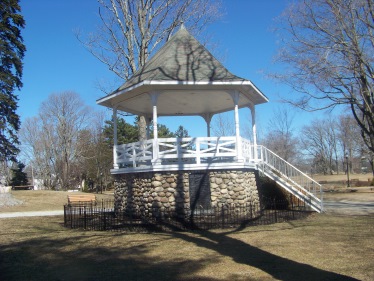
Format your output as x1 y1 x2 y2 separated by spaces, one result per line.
116 26 246 92
97 26 268 116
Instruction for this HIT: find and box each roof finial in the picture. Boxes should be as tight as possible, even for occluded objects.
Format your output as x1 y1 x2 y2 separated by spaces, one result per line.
180 21 185 30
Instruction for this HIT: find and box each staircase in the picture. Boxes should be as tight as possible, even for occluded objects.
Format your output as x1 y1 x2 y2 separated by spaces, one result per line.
256 146 323 213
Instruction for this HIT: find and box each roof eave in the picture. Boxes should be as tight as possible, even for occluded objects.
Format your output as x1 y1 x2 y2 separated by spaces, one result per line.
96 80 269 108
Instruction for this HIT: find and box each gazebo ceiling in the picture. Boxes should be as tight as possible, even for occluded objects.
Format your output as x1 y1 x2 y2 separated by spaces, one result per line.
97 26 268 117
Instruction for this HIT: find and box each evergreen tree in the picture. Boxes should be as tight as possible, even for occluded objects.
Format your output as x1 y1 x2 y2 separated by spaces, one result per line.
175 125 189 138
0 0 26 162
10 161 28 186
157 124 175 138
104 117 139 145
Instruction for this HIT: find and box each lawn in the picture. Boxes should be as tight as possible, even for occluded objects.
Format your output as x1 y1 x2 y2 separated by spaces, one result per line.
0 189 373 280
0 190 114 212
0 214 373 280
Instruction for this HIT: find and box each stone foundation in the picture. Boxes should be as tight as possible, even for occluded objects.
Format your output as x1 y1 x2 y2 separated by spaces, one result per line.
114 169 259 216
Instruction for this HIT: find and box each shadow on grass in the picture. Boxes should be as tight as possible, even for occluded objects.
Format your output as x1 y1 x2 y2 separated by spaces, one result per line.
0 216 360 281
0 231 218 281
169 229 359 281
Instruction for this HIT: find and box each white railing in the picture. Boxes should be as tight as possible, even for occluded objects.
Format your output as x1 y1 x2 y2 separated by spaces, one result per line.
115 136 238 167
257 145 323 212
115 139 153 167
241 137 261 163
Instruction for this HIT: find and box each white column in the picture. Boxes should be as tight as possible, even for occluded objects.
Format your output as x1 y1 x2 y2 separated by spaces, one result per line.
202 113 212 137
229 91 243 162
249 104 258 161
113 107 119 169
150 92 160 165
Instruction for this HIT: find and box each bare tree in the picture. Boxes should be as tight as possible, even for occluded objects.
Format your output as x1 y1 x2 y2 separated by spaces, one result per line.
337 114 359 171
211 113 235 137
20 92 92 190
275 0 374 153
20 117 56 189
79 111 113 191
262 108 299 163
337 113 374 174
301 118 339 175
77 0 222 140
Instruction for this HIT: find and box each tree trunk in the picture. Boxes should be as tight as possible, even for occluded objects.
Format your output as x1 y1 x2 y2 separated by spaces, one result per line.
138 115 147 141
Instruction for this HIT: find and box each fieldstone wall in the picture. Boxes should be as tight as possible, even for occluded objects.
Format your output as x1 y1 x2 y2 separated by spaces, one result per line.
114 172 189 216
210 170 259 206
114 169 259 215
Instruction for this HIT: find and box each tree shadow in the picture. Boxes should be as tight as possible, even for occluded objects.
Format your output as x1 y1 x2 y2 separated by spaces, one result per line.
0 215 360 281
169 229 359 281
0 230 218 281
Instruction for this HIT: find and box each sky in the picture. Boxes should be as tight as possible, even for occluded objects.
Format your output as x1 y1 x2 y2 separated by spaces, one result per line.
17 0 325 138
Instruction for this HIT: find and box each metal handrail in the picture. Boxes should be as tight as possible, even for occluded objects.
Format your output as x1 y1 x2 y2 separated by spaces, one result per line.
258 145 323 212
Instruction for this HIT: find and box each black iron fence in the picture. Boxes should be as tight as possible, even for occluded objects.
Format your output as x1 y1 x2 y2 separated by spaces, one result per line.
64 196 312 232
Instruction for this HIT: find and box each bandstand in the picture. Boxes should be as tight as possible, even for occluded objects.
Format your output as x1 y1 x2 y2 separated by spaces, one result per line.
97 26 323 221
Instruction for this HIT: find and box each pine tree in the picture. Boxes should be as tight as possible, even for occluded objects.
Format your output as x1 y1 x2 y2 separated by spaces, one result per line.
10 161 28 186
175 125 189 138
0 0 26 161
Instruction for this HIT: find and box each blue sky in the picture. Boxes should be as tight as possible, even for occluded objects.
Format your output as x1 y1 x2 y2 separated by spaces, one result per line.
18 0 324 138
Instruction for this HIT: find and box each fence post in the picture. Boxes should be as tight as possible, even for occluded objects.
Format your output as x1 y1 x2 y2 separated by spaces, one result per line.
64 205 66 227
273 198 277 223
70 206 73 229
84 206 87 230
103 207 106 231
291 194 295 219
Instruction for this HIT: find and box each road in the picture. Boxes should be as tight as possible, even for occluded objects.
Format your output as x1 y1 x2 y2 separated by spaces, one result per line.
323 200 374 215
323 189 374 215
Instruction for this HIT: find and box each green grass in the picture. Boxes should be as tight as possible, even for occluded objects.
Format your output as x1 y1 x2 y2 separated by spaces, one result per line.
0 214 373 281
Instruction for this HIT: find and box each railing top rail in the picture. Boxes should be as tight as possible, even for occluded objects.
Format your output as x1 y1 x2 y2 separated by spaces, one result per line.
158 136 236 142
259 145 322 188
116 136 237 147
115 139 153 147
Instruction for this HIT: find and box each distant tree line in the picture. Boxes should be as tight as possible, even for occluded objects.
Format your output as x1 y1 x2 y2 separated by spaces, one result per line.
12 91 190 190
260 108 373 176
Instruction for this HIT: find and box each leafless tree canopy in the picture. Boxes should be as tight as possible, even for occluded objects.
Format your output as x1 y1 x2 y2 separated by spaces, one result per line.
77 0 222 141
301 118 340 175
262 108 299 163
211 113 235 137
275 0 374 153
20 92 92 190
78 0 222 81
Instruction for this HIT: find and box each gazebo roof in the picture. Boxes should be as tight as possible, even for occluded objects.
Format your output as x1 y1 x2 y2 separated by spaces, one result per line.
97 26 268 117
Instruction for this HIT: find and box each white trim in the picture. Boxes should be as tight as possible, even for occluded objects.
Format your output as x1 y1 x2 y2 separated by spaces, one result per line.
150 92 160 163
111 162 257 174
202 113 213 137
249 105 258 160
113 107 118 169
96 80 269 106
